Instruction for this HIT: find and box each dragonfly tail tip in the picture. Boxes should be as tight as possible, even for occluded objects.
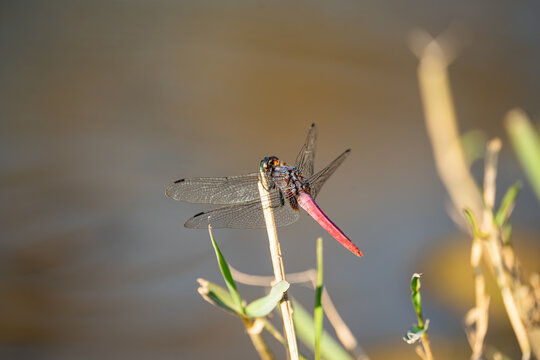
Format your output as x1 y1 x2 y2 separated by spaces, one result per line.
350 246 363 257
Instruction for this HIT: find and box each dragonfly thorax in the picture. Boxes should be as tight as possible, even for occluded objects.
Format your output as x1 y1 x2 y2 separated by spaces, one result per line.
261 156 311 197
272 165 311 197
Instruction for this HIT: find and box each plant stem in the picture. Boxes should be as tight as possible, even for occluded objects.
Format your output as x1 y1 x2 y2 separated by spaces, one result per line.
258 173 299 360
466 238 490 360
421 331 434 360
416 36 483 219
241 317 275 360
314 237 324 360
260 318 310 360
261 318 286 346
482 140 531 360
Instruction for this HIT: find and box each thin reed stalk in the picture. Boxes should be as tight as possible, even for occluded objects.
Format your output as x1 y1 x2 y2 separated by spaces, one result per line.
258 171 299 360
481 141 530 359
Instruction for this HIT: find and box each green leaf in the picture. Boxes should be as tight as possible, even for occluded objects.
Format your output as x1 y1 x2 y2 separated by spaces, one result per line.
291 299 353 360
208 227 244 313
244 280 290 317
197 278 243 315
463 208 488 239
494 182 521 226
410 273 421 293
410 273 424 327
502 224 512 246
314 237 324 360
505 109 540 202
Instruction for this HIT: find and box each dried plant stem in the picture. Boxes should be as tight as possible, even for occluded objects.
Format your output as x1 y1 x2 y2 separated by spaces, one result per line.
461 142 496 359
258 174 299 360
414 335 433 360
241 317 275 360
230 266 316 287
486 240 531 360
260 319 311 360
421 331 434 360
416 36 483 219
466 238 490 360
260 318 287 347
320 286 362 357
415 35 535 360
482 140 531 360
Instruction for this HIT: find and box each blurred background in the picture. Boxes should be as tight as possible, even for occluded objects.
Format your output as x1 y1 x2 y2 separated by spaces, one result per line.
1 1 539 359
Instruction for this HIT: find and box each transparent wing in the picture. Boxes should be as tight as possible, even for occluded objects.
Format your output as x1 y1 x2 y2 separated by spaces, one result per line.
184 190 300 229
309 149 350 198
294 123 317 178
165 173 261 204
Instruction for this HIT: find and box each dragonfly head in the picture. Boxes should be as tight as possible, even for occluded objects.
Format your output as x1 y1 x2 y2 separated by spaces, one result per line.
260 156 279 172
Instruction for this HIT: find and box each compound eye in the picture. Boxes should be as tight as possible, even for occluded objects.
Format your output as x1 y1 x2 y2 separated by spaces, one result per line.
261 156 279 172
260 158 270 172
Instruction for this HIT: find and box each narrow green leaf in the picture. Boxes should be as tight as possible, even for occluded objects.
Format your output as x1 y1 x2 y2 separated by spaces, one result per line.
410 273 421 293
410 273 424 328
291 299 353 360
208 227 244 312
197 278 243 315
505 109 540 201
463 208 486 239
244 280 289 317
314 237 324 360
502 224 512 246
494 182 521 226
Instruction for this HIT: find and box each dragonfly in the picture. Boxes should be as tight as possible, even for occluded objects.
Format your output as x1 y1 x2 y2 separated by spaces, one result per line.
166 124 363 257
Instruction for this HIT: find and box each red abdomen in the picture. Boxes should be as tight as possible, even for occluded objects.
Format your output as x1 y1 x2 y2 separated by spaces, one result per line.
297 192 363 257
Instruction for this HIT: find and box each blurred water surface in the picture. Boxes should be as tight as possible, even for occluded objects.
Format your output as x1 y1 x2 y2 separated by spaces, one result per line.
1 1 539 359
